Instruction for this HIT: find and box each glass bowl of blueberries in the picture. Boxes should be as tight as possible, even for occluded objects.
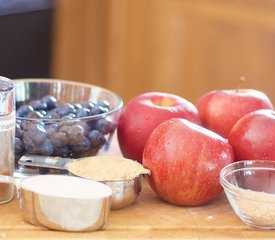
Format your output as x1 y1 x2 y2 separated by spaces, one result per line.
15 79 123 172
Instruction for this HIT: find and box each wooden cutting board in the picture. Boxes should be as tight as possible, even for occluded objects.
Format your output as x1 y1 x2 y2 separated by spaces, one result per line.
1 180 275 239
2 136 275 239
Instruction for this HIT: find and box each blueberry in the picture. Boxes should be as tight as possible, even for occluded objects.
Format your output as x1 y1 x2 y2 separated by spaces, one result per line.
41 95 57 110
90 106 108 116
22 133 36 152
96 100 110 110
61 113 76 120
39 110 47 116
20 120 42 131
43 110 61 119
16 95 113 157
16 105 34 117
45 123 59 136
28 100 48 111
25 111 44 119
81 102 95 110
73 103 82 110
34 138 54 155
49 131 67 147
88 129 106 148
76 121 90 135
76 108 90 118
15 137 24 154
53 145 71 157
67 125 85 144
30 124 47 144
94 118 114 134
56 103 76 117
58 124 72 135
15 123 23 138
70 136 91 152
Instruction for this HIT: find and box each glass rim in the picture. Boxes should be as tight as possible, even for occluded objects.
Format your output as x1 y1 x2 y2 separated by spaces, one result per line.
0 174 14 184
0 76 15 91
15 78 124 122
220 160 275 202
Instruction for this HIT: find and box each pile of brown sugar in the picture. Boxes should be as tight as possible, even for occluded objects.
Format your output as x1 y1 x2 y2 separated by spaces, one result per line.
235 188 275 226
67 156 150 181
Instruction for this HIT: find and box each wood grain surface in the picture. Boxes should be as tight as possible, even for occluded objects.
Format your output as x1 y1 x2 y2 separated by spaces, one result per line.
52 0 275 105
1 179 275 239
2 136 275 239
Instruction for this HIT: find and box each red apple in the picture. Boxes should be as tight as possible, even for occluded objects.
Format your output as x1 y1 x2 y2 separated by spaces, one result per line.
197 89 274 138
228 109 275 161
117 92 201 163
143 118 235 206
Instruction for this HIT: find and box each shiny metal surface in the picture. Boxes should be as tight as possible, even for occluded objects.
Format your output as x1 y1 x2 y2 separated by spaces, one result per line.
19 175 112 232
18 154 147 210
103 175 143 210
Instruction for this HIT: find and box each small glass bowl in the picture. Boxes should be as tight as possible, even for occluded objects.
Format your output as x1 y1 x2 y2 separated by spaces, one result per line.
15 79 123 164
220 160 275 229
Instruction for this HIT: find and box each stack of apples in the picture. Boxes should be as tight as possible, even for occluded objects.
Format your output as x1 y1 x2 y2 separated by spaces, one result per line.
117 89 274 206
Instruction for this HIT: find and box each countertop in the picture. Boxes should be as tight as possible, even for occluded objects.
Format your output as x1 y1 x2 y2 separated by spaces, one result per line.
2 137 275 239
1 181 275 239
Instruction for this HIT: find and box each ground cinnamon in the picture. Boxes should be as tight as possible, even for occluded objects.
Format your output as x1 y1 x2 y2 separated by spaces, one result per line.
0 168 14 203
235 188 275 227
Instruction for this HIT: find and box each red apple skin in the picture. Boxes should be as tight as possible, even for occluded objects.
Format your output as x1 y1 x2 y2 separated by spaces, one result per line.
228 109 275 161
117 92 201 163
142 118 235 206
197 89 274 138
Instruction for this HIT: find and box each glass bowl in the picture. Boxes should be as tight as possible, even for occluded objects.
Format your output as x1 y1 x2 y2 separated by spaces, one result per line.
15 79 123 165
220 160 275 229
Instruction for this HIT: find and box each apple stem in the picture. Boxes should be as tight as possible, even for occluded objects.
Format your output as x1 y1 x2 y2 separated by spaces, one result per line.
236 76 246 92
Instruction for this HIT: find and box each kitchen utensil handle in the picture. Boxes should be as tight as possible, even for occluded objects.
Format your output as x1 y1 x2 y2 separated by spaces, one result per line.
18 155 72 170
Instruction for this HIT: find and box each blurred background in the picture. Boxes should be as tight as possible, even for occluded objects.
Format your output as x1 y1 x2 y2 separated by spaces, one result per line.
1 0 275 104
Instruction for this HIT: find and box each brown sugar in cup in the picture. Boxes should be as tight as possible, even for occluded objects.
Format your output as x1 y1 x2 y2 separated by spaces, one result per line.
67 156 150 210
